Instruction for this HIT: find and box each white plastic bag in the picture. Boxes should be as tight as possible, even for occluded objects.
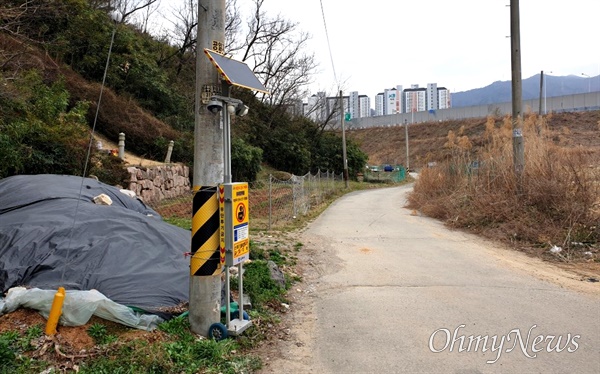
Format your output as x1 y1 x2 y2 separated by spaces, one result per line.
0 287 163 331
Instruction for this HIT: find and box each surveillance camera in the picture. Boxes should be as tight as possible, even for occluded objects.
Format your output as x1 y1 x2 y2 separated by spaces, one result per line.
207 99 223 114
227 104 236 115
235 103 249 117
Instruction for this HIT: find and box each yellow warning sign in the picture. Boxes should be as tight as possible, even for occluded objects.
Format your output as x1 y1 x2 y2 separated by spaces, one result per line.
231 183 249 265
220 183 250 266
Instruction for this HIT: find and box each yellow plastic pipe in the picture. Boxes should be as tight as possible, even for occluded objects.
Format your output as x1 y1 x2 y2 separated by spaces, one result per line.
45 287 65 335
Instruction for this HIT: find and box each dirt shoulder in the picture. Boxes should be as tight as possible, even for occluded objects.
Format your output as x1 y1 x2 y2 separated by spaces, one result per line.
253 229 323 374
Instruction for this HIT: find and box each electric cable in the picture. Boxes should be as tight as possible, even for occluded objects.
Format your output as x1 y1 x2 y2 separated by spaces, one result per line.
319 0 338 86
60 20 118 283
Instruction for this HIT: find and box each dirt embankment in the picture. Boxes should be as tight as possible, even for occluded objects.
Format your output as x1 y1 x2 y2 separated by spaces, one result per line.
350 111 600 167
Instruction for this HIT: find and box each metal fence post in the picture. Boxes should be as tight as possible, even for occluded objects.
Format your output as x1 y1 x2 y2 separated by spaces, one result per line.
268 174 272 231
292 175 297 218
317 169 321 203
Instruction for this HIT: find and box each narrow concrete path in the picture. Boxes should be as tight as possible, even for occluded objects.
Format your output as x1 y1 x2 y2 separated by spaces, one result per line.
260 185 599 374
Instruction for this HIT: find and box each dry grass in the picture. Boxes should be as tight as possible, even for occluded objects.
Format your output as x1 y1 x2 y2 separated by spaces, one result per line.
406 113 600 265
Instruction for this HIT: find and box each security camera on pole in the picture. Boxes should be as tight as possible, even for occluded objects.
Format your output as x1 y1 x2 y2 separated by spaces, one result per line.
190 0 268 338
201 51 267 340
189 0 227 338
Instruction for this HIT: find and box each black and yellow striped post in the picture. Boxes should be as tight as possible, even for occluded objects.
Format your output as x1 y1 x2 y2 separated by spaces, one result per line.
191 186 222 276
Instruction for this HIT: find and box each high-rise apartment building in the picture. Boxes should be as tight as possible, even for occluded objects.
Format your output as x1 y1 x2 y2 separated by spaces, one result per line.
305 92 327 122
426 83 438 110
304 82 450 120
438 87 451 109
404 85 427 113
359 95 370 118
375 93 384 116
325 95 349 123
349 91 360 120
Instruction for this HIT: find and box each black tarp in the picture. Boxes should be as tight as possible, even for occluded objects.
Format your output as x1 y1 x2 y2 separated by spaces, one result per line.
0 174 190 313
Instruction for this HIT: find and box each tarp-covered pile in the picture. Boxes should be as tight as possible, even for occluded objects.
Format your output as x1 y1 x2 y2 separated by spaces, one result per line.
0 174 191 318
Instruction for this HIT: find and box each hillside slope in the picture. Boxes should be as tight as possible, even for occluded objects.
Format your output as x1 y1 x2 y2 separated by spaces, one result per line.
1 33 183 163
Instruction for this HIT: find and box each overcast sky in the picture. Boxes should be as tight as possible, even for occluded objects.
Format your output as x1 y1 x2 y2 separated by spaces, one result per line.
157 0 600 98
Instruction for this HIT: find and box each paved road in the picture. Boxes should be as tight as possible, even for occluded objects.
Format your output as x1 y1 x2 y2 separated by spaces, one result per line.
267 185 600 374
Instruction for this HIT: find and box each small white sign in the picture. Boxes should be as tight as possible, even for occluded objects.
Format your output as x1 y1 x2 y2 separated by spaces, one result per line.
234 223 249 242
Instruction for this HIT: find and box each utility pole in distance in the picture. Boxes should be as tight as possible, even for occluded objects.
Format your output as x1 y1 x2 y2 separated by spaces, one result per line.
538 70 544 115
190 0 225 336
510 0 524 186
339 90 349 188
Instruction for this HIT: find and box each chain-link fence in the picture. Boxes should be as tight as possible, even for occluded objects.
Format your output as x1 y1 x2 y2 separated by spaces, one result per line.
363 165 406 183
149 170 344 231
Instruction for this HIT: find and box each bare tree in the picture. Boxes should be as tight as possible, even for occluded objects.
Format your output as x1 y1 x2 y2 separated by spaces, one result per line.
235 0 317 107
158 0 240 73
159 0 196 73
0 1 66 42
111 0 160 24
224 0 242 54
150 0 316 106
303 92 344 133
132 0 161 33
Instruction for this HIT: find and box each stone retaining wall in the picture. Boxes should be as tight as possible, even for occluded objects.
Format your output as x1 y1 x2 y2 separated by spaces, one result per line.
127 164 190 203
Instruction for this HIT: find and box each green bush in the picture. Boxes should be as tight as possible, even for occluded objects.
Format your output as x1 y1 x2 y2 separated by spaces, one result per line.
88 152 130 186
0 71 91 178
232 137 263 182
243 260 286 310
311 132 368 179
87 323 117 345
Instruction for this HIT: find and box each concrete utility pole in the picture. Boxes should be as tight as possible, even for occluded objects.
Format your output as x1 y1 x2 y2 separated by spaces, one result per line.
339 90 349 188
404 119 409 171
538 70 544 115
190 0 226 336
510 0 524 183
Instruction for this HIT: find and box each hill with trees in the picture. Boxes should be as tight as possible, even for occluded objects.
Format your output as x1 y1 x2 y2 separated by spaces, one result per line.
0 0 367 184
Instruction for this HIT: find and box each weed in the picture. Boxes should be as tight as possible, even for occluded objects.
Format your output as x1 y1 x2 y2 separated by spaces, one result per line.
243 260 286 311
163 216 191 230
249 240 267 260
0 331 17 364
158 315 193 341
268 249 286 265
408 113 600 260
87 323 117 345
0 329 46 373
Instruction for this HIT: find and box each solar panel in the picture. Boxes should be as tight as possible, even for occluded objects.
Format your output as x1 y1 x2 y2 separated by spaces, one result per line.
204 49 269 94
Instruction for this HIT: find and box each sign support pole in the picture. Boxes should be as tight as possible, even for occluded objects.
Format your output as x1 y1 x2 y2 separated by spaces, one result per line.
218 90 252 336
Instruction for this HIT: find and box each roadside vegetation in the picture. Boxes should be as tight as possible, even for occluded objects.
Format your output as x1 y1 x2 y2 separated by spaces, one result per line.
0 0 368 186
0 239 290 373
407 113 600 263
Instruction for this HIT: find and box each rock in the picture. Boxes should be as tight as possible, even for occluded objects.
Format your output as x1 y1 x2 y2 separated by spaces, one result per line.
268 260 286 288
93 194 113 205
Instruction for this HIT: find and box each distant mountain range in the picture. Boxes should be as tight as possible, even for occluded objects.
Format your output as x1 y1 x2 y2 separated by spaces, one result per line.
452 74 599 108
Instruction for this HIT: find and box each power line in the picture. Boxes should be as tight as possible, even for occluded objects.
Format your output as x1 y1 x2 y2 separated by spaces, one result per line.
319 0 338 86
